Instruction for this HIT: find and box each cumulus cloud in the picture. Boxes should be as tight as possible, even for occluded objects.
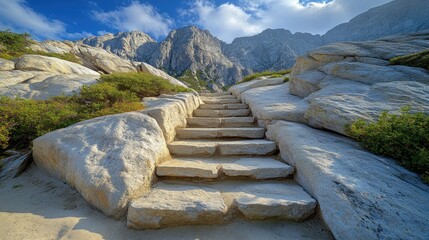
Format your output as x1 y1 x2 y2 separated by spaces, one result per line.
0 0 66 39
93 1 173 39
189 0 393 42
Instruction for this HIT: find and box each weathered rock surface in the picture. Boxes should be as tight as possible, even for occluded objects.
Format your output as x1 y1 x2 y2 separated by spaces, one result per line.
186 117 255 128
0 74 99 100
225 29 323 72
135 62 187 87
14 55 99 75
30 40 74 53
266 121 429 240
0 70 53 88
229 78 285 97
240 83 309 124
32 112 170 218
168 140 277 156
176 127 265 139
0 58 15 71
76 31 157 61
71 45 137 73
156 157 293 179
128 183 228 229
233 181 317 221
193 109 250 117
305 81 429 136
142 92 201 142
149 26 246 88
289 32 429 135
128 180 317 229
323 0 429 43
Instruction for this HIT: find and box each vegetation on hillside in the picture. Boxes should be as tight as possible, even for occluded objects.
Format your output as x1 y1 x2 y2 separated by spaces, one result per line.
178 69 208 90
346 107 429 183
0 30 80 63
0 72 189 155
241 69 292 82
390 50 429 70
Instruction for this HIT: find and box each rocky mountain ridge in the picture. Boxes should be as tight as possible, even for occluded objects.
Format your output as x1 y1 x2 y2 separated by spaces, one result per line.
77 0 429 89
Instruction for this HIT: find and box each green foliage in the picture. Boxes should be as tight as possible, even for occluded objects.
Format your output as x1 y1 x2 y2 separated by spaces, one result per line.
102 72 190 97
0 97 80 150
390 50 429 70
0 30 80 64
33 51 81 64
0 72 189 154
346 107 429 183
0 30 33 53
283 76 290 82
178 70 208 91
241 69 292 82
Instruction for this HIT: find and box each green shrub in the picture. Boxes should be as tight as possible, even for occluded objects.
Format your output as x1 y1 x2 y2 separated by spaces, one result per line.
390 50 429 70
33 51 81 64
0 30 33 54
0 72 191 154
178 70 207 91
283 76 290 82
101 72 190 97
346 107 429 183
0 30 81 64
241 69 292 82
0 97 79 150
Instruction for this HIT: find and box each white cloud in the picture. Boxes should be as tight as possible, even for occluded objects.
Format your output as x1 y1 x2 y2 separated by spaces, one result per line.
93 1 173 39
188 0 263 43
0 0 66 39
189 0 394 43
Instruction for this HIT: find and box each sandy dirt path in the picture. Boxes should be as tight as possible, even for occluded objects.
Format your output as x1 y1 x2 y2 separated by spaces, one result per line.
0 165 333 240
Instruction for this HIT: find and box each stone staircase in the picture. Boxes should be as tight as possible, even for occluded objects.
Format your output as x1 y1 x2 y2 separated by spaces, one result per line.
127 92 317 229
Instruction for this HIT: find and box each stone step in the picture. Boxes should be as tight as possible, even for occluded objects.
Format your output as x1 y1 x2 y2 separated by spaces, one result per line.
168 139 277 156
201 95 237 100
127 183 227 229
199 103 248 110
156 157 294 179
203 98 242 104
194 109 250 117
200 92 231 97
176 127 265 139
127 180 317 229
187 117 256 128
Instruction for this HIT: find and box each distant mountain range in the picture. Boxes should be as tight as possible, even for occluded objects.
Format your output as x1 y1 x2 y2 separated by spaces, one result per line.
78 0 429 90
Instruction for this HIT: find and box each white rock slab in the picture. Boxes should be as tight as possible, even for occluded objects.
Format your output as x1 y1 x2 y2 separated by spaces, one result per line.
127 183 228 229
0 58 15 71
14 55 99 75
266 121 429 239
33 112 170 219
168 140 277 156
233 182 316 221
229 78 284 97
156 157 293 179
186 117 255 128
176 127 265 139
240 83 309 123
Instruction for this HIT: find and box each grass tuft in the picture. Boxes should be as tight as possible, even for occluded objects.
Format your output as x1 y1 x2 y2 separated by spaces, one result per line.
346 107 429 183
241 69 291 82
390 50 429 70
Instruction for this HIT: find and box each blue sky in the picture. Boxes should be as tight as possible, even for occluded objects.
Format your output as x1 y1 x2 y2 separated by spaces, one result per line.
0 0 393 43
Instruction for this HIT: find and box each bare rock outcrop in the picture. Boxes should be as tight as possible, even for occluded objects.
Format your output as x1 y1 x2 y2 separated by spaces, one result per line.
289 32 429 136
33 112 170 218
